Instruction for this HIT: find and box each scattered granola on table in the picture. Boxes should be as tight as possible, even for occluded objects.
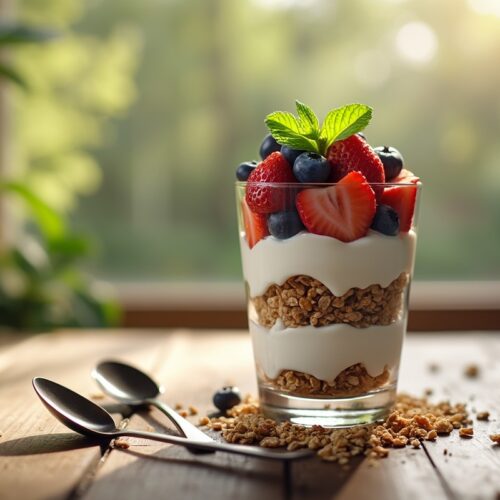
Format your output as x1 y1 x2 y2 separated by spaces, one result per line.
428 363 440 373
113 438 130 449
490 434 500 445
200 393 471 463
459 427 474 438
464 364 479 378
476 411 489 421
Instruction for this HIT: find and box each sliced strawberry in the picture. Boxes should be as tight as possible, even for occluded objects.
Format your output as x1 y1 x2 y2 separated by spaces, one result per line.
327 134 385 199
390 168 420 184
380 185 417 232
246 152 296 214
241 198 268 248
296 171 376 242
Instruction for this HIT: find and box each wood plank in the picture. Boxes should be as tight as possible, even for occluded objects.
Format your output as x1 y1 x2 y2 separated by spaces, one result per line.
398 333 500 500
0 330 168 500
82 331 284 500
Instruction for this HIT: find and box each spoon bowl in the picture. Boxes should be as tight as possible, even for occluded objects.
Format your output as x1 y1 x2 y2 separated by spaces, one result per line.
33 377 116 437
92 360 214 444
92 361 160 404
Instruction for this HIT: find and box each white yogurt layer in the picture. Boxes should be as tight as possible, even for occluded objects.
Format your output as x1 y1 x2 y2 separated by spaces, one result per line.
240 230 417 297
250 318 406 382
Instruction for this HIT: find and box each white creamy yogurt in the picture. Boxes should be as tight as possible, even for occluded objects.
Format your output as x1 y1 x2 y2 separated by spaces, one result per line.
240 230 416 297
249 318 406 382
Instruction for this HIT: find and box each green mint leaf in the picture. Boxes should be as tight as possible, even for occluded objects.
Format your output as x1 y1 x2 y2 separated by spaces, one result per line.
265 111 319 152
321 104 372 149
295 100 320 138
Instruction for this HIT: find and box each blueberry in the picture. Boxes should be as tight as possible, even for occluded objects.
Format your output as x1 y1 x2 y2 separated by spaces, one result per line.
293 152 330 183
268 210 305 239
259 134 281 159
213 386 242 412
374 146 404 181
371 204 399 236
281 146 304 166
236 160 258 181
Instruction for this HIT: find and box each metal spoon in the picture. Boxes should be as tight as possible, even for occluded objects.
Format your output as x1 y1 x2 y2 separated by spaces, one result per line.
92 360 212 443
32 377 313 461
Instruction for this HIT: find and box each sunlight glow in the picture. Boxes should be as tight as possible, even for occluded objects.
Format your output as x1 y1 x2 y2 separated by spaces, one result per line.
396 22 438 65
251 0 320 10
355 50 391 88
468 0 500 16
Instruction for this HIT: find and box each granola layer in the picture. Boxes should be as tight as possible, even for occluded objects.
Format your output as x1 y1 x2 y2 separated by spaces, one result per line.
252 272 408 329
266 364 390 397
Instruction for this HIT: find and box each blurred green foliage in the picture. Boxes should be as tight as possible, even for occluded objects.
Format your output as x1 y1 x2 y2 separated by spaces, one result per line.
0 182 120 329
0 0 139 329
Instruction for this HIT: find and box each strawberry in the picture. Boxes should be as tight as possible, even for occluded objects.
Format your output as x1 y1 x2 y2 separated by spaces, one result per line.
390 168 420 184
295 171 376 242
380 185 417 232
241 198 268 248
245 152 296 214
326 134 385 199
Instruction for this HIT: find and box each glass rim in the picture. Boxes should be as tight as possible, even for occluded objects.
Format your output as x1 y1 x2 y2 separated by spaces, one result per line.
235 180 422 188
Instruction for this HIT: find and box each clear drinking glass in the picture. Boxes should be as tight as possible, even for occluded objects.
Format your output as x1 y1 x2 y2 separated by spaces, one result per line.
236 180 421 427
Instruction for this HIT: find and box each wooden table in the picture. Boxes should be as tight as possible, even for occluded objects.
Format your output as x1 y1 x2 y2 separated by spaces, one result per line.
0 329 499 500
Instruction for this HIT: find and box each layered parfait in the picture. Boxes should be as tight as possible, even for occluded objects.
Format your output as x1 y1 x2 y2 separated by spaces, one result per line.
236 102 420 420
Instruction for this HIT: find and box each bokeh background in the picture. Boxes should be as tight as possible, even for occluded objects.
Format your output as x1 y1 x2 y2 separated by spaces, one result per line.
1 0 500 327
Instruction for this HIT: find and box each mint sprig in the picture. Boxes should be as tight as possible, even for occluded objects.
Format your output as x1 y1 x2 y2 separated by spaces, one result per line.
264 110 320 153
265 101 372 156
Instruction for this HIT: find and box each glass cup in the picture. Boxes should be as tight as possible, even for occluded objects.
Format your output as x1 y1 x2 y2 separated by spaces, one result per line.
236 180 421 427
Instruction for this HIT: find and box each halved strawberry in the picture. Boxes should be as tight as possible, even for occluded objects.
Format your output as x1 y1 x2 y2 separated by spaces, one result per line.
246 152 296 214
380 185 417 232
390 168 420 184
326 134 385 198
241 198 268 248
295 171 376 242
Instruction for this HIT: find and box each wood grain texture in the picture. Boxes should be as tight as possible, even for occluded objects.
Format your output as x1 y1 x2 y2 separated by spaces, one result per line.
398 334 500 500
0 330 499 500
0 330 166 500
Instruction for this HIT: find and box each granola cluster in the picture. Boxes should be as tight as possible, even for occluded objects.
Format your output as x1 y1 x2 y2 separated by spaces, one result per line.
268 364 390 397
201 393 473 464
252 273 408 329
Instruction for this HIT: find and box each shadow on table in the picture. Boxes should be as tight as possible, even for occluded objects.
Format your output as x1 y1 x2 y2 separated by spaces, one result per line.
0 433 106 456
82 442 363 500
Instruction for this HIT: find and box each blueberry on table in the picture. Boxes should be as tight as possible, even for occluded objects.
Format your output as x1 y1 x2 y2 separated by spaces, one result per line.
268 210 305 239
293 152 330 183
281 145 304 166
371 204 400 236
259 134 281 160
374 146 404 181
236 160 258 181
213 386 242 412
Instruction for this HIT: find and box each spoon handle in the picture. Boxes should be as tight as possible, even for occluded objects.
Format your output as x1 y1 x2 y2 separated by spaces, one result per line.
115 429 313 461
149 399 213 443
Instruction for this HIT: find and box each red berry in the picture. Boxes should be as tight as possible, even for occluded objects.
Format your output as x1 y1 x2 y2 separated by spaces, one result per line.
380 185 417 232
296 171 376 242
327 135 385 199
245 152 296 214
241 198 268 248
390 168 420 184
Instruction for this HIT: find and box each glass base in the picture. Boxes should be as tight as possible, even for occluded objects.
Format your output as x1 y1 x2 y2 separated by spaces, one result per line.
258 384 396 428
